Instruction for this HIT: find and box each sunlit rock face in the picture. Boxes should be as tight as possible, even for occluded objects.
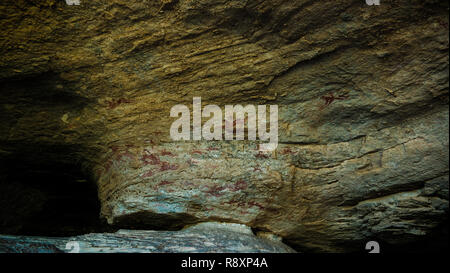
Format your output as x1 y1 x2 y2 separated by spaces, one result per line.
0 0 448 252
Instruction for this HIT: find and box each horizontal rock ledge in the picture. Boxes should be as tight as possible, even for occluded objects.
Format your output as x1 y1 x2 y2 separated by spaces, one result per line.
0 222 295 253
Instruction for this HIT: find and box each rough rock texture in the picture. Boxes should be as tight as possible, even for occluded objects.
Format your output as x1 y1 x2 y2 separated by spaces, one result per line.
0 222 295 253
0 0 448 252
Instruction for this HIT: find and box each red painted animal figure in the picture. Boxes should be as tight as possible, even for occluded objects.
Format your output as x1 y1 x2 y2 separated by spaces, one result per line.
320 92 349 109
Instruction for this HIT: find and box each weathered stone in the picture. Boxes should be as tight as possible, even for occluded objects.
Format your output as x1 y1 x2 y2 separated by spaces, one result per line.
0 222 295 253
0 0 448 252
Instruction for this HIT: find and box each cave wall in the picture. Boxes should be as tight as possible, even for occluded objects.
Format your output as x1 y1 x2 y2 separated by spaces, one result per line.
0 0 448 252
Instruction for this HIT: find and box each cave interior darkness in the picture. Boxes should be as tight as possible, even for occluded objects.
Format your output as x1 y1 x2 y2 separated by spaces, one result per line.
0 73 115 237
0 147 112 237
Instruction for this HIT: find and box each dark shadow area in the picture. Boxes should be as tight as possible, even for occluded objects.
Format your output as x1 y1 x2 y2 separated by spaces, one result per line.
113 211 199 231
0 69 110 236
0 145 115 237
343 220 449 253
375 220 449 253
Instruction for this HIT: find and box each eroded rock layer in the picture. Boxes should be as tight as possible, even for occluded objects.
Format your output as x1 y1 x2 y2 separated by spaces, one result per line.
0 222 295 253
0 0 448 252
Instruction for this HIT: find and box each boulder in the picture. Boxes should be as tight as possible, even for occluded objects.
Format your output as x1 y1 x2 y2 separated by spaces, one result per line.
0 222 295 253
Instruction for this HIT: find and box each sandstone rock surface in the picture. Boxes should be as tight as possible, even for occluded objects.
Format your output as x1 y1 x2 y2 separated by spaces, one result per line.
0 222 295 253
0 0 448 252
